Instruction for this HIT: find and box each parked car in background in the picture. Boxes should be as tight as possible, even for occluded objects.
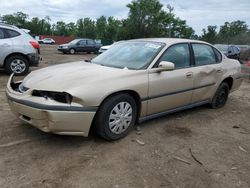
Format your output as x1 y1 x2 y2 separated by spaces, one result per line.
39 38 55 44
98 45 112 54
0 23 40 75
7 38 242 140
58 39 102 54
214 44 240 60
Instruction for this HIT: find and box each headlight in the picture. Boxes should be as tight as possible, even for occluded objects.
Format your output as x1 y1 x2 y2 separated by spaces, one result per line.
18 83 29 93
32 90 73 104
62 46 69 49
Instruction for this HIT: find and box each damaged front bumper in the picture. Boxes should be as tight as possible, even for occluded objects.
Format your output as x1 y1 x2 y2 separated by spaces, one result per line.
6 74 97 137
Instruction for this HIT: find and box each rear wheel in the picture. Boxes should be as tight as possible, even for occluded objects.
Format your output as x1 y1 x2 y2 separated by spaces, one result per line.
211 82 229 109
94 93 137 140
4 55 29 75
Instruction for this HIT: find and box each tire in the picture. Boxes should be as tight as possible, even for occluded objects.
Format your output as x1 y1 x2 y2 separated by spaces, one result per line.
210 82 229 109
4 55 29 76
94 93 137 140
69 48 75 54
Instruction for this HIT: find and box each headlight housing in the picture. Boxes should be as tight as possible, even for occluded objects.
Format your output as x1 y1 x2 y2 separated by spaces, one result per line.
32 90 73 104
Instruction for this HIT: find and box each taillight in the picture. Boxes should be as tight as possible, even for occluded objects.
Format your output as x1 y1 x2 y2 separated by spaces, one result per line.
29 41 40 49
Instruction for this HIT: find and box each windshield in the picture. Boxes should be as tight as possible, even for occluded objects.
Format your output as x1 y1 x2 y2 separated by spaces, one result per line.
69 39 80 44
92 41 165 70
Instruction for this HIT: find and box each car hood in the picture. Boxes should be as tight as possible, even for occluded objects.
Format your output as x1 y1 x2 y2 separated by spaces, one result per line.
59 43 70 47
101 45 111 50
22 62 135 93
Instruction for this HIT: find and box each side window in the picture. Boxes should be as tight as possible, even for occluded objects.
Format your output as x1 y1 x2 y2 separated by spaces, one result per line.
87 40 95 45
6 29 20 38
192 44 216 66
213 48 222 62
233 46 240 53
0 28 4 39
159 43 190 68
228 46 234 53
79 40 86 45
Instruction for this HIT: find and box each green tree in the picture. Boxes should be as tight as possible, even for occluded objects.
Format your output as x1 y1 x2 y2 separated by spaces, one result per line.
82 18 96 38
1 12 28 28
218 21 249 44
96 16 107 40
201 25 217 44
126 0 165 38
54 21 68 36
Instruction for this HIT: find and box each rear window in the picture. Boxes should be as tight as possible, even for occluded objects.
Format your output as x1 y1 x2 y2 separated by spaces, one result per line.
192 43 217 66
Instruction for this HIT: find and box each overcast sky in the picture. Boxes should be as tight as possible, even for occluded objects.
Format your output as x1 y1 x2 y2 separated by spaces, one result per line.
0 0 250 35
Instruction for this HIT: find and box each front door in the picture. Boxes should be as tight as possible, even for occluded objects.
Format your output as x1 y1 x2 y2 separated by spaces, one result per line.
147 43 194 115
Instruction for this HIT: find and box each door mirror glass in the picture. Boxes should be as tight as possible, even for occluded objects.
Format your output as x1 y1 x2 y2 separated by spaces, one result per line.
158 61 175 71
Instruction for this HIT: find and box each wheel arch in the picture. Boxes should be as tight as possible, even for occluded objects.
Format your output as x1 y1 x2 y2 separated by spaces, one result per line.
94 90 142 123
4 53 30 67
221 76 233 90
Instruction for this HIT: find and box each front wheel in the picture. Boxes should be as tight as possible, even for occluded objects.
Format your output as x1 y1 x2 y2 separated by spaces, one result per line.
69 48 75 54
94 94 137 140
210 82 229 109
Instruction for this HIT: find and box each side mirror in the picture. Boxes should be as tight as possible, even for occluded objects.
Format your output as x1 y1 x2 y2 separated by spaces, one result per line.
76 42 80 46
158 61 175 71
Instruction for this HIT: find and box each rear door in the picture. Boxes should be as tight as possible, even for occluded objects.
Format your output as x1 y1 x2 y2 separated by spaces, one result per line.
147 43 194 115
191 43 224 103
78 40 87 52
86 39 96 52
0 27 13 66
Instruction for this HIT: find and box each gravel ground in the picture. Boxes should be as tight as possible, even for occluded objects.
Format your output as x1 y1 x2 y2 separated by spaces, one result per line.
0 45 250 188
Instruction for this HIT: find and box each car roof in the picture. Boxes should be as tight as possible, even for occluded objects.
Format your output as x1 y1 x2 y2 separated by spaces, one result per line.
0 23 19 30
129 38 210 45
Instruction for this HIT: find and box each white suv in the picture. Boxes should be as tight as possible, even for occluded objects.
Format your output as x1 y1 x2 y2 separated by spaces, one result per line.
0 23 40 75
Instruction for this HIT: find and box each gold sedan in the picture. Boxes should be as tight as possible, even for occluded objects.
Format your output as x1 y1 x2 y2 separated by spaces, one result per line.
6 38 242 140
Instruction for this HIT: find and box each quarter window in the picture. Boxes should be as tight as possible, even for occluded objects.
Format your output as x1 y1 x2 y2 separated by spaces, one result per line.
192 44 216 65
159 43 190 68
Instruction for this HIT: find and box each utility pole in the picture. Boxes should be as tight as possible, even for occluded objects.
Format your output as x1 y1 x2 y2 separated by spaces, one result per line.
167 4 174 38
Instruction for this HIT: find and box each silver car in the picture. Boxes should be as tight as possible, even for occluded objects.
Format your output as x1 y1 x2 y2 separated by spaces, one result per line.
0 23 40 75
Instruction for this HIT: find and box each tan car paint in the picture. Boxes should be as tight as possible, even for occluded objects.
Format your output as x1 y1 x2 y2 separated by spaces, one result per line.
6 38 243 136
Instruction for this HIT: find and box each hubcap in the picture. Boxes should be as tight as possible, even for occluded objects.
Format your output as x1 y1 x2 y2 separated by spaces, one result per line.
70 49 75 54
109 102 133 134
216 89 227 106
10 59 26 74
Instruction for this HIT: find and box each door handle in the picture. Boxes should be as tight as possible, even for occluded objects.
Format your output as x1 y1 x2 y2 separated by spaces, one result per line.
217 69 223 73
186 72 193 78
1 43 10 47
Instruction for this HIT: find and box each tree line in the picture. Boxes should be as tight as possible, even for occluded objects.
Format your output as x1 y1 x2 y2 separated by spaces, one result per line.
201 21 250 45
0 0 249 45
